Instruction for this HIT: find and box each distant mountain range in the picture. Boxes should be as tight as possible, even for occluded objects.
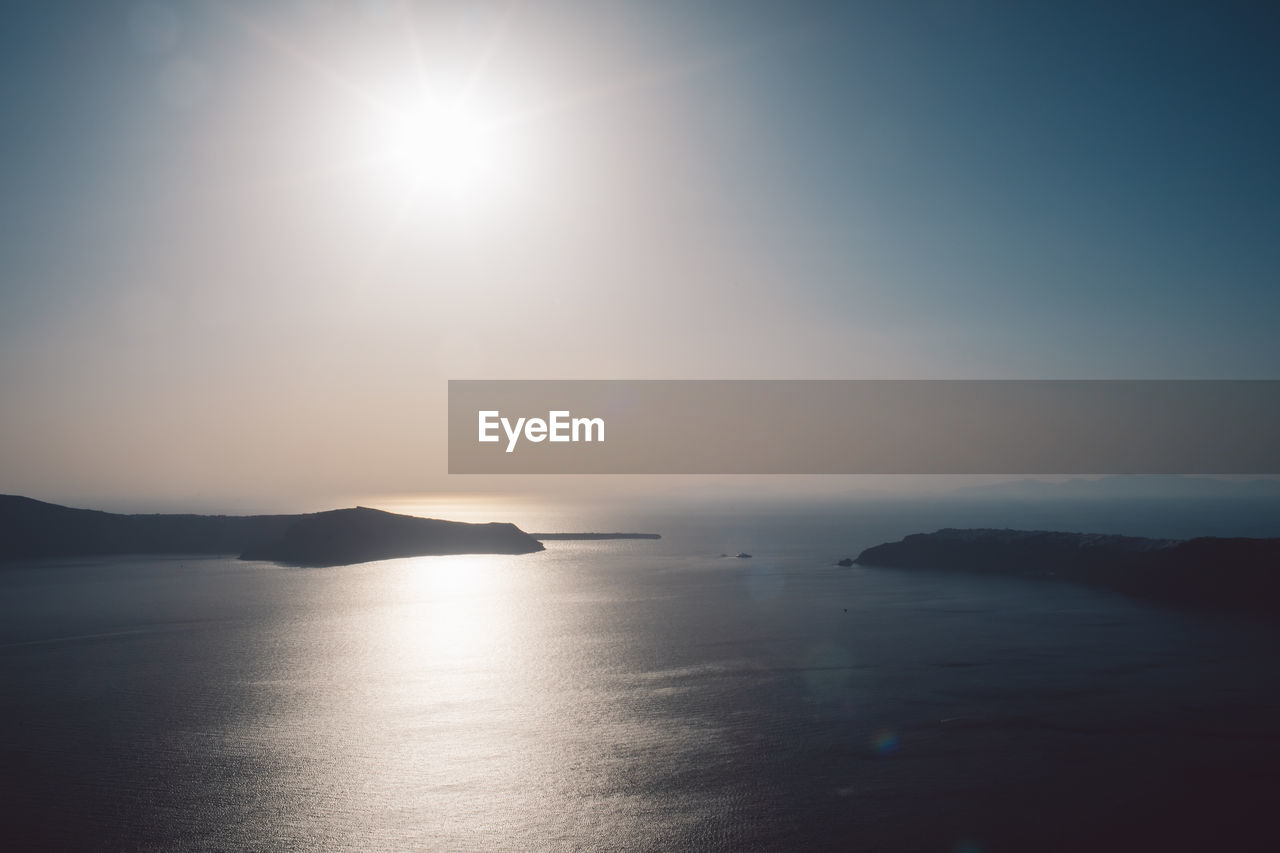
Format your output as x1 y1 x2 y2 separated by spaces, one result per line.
950 475 1280 500
0 495 544 566
855 528 1280 618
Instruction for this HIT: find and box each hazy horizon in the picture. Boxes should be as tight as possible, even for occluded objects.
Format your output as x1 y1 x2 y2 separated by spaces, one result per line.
13 473 1280 529
3 1 1279 504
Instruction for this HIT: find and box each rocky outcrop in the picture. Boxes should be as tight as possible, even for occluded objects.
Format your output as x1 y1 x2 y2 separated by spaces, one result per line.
855 528 1280 617
0 495 544 566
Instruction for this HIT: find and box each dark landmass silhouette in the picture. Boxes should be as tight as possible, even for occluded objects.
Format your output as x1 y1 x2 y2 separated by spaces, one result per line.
856 528 1280 617
530 532 661 540
239 507 543 566
0 495 543 567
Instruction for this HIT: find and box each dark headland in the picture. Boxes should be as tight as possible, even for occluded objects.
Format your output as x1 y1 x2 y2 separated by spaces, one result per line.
856 528 1280 618
0 495 544 567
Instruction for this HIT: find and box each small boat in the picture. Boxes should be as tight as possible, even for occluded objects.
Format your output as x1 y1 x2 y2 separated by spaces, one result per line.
735 552 752 559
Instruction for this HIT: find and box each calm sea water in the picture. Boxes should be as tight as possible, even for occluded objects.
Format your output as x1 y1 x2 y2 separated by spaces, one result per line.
4 505 1280 852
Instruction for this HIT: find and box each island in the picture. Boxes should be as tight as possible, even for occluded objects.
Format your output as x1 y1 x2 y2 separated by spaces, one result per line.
0 495 544 567
530 532 661 540
855 528 1280 617
239 507 543 566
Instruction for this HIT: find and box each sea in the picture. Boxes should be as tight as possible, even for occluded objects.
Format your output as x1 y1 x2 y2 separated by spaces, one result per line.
4 499 1280 852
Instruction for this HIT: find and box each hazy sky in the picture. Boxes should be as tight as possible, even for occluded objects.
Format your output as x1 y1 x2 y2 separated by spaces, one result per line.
2 0 1278 509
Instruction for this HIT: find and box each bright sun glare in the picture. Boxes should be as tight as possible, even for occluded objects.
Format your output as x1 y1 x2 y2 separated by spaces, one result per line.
364 88 518 213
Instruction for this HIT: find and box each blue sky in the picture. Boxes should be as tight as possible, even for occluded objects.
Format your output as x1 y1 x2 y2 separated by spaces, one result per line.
1 0 1277 505
673 0 1280 374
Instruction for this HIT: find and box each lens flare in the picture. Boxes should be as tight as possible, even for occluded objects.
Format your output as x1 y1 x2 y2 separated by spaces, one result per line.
871 728 899 755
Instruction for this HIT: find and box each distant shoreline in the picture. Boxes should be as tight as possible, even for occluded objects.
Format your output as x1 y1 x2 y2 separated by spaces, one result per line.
855 528 1280 619
0 495 544 566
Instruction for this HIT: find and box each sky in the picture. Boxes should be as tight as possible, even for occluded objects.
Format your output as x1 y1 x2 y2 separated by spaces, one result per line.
1 0 1278 510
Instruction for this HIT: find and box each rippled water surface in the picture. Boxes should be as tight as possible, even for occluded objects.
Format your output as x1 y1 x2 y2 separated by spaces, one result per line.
4 512 1280 851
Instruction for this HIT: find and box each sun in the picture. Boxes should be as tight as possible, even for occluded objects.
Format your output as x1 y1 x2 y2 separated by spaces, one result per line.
364 88 518 213
222 5 548 227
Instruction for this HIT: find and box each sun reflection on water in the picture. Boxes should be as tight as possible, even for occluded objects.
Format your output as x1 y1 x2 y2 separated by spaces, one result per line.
381 554 514 668
290 548 734 849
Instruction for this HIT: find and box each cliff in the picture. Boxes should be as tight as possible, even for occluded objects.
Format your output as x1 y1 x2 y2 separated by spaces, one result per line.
855 528 1280 617
239 507 544 566
0 495 544 566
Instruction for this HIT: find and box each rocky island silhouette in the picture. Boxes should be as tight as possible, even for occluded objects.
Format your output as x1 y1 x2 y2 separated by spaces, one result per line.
0 495 544 566
856 528 1280 618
